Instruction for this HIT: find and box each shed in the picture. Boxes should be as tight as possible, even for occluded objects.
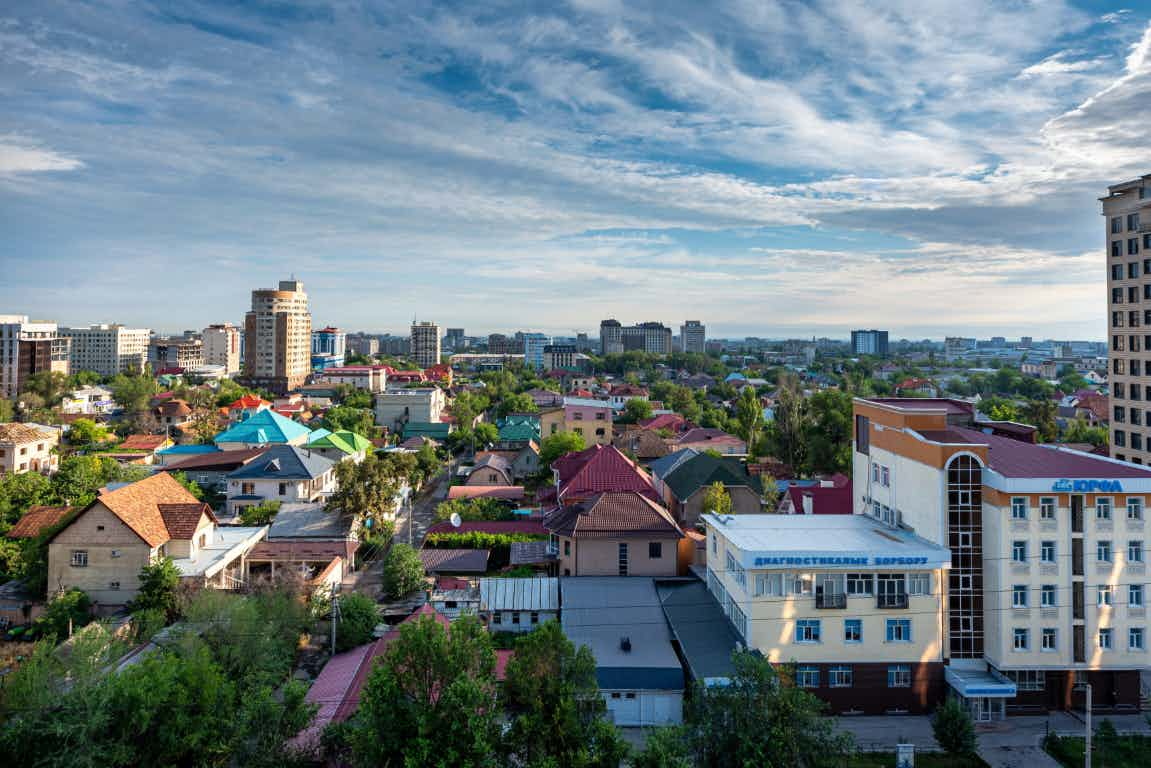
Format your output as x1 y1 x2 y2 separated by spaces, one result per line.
479 577 559 633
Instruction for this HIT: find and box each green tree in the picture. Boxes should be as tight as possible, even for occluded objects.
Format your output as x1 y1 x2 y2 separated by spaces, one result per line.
761 475 782 511
622 397 654 423
802 390 852 475
702 481 733 516
1023 397 1058 442
130 556 182 622
539 431 586 469
21 371 70 407
450 390 491 429
496 392 537 419
323 405 375 437
414 442 441 487
66 418 109 448
981 397 1020 422
1064 417 1109 447
502 620 628 768
336 593 381 652
108 370 160 428
735 386 763 446
383 543 425 600
0 397 14 422
471 421 499 448
339 614 501 768
328 453 401 526
51 455 115 507
239 500 281 526
168 470 205 501
763 373 807 471
931 697 977 756
33 588 92 641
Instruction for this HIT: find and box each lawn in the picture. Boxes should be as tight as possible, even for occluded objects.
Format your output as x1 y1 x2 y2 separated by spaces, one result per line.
1045 733 1151 768
850 753 987 768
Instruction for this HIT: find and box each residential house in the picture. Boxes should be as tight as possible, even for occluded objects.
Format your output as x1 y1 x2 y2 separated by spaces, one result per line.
429 576 480 619
524 388 563 409
539 399 614 446
306 429 371 463
47 473 266 605
161 448 268 498
226 394 272 423
264 502 360 568
154 398 192 431
464 454 514 486
480 577 559 632
497 413 542 443
245 540 349 590
61 385 116 416
544 491 685 577
213 408 314 450
639 413 691 434
650 449 762 527
895 378 941 397
420 548 490 575
548 444 660 506
775 474 854 515
474 442 539 481
670 427 747 455
313 365 389 392
612 427 670 462
5 505 75 540
224 445 337 515
0 423 59 476
373 387 447 433
608 384 649 408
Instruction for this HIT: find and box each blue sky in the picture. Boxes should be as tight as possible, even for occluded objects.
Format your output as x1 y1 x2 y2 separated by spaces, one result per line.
1 1 1149 340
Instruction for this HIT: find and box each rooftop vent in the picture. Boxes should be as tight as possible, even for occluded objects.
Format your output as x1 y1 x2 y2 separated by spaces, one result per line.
620 636 632 653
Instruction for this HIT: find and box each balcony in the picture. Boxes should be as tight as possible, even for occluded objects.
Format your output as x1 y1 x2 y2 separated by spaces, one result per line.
815 591 847 609
877 592 909 609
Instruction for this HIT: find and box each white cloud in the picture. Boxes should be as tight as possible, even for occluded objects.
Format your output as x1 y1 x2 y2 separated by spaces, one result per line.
0 137 83 174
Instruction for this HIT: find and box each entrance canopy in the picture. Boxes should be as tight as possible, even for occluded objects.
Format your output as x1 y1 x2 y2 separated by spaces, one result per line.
945 666 1017 698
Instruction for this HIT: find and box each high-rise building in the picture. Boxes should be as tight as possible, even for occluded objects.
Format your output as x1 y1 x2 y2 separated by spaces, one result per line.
0 315 70 399
202 323 242 374
410 321 441 369
680 320 706 354
242 279 312 395
488 333 522 355
311 327 347 371
850 329 889 357
444 328 465 350
522 333 550 369
599 319 623 355
148 332 204 371
1105 173 1151 463
346 333 380 358
61 323 150 377
600 319 673 355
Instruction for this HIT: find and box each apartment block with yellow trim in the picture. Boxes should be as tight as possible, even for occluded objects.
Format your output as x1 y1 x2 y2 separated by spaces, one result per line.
854 397 1151 718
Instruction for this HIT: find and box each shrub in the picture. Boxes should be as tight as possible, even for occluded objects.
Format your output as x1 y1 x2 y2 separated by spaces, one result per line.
932 696 976 756
433 497 514 523
239 501 281 526
336 593 380 652
382 544 424 600
130 557 183 621
423 531 546 569
34 588 91 642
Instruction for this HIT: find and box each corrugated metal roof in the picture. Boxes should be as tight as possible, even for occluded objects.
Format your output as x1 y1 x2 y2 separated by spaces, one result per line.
479 577 559 612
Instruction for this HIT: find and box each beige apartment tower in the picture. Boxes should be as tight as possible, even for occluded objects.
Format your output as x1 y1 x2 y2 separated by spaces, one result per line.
60 323 149 377
1105 173 1151 464
242 279 311 394
410 320 441 369
203 323 242 374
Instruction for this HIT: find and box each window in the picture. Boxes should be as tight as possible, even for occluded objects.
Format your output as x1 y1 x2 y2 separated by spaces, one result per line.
1012 585 1029 608
881 466 890 487
873 463 880 482
1131 627 1145 651
886 619 912 642
844 619 862 643
796 666 819 688
1013 628 1029 651
110 549 121 559
1012 541 1028 563
1130 213 1142 231
1128 498 1144 520
1006 670 1047 691
109 581 120 591
887 665 911 688
1011 497 1028 520
511 612 521 624
1098 540 1113 562
1099 628 1113 650
846 573 874 595
618 543 628 577
1097 497 1113 520
1042 584 1057 608
1130 584 1144 608
648 542 662 559
1042 628 1058 651
1129 540 1144 563
829 666 853 688
754 573 783 596
710 534 716 554
796 619 821 643
1041 541 1056 563
793 574 813 595
564 540 571 556
530 611 539 625
1113 216 1123 234
1131 238 1141 256
908 573 931 595
1098 585 1114 606
70 550 88 567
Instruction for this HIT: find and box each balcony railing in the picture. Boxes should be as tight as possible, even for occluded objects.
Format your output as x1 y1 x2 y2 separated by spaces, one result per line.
815 592 847 609
876 592 909 609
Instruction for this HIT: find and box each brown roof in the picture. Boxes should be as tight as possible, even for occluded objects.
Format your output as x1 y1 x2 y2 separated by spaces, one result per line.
119 434 169 452
0 423 55 444
6 505 75 539
248 540 351 562
162 448 268 472
155 399 192 417
89 473 203 547
419 548 490 574
157 503 216 540
544 491 683 539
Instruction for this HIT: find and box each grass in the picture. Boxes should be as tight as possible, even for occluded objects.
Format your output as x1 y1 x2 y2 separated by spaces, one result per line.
1045 733 1151 768
850 753 987 768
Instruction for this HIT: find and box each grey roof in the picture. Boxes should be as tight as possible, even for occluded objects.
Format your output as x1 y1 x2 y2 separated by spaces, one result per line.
479 577 559 612
647 448 699 481
561 577 684 691
267 502 355 540
226 444 335 481
472 453 512 475
657 580 740 684
420 548 490 574
509 540 558 565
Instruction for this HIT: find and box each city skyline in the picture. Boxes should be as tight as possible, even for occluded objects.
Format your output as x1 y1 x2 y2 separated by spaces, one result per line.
1 2 1149 337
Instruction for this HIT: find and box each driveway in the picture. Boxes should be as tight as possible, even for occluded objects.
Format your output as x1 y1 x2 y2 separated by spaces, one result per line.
835 715 1064 768
395 470 447 548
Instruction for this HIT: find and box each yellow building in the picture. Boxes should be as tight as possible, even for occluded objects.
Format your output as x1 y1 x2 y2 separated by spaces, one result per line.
539 400 613 446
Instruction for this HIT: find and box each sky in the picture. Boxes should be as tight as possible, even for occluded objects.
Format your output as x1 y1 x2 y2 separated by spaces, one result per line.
1 1 1149 340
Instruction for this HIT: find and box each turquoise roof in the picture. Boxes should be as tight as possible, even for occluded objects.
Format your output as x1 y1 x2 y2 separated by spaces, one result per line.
403 421 452 439
213 409 313 446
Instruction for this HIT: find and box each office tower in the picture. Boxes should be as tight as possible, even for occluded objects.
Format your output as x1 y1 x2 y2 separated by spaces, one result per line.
599 319 623 355
522 333 550 369
850 329 890 357
202 323 242 374
0 315 70 399
61 323 149 377
444 328 465 350
311 326 347 370
410 321 441 369
680 320 706 354
1105 173 1151 463
346 333 380 357
600 319 672 356
242 279 312 395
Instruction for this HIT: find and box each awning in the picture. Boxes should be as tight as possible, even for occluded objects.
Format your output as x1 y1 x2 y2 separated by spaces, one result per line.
945 667 1017 698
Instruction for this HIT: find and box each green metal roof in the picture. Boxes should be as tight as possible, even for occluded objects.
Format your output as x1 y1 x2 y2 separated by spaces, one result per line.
308 429 372 455
403 421 452 439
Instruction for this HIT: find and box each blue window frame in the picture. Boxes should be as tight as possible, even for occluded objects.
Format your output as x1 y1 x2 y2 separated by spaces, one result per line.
795 619 821 643
886 619 912 643
844 619 862 643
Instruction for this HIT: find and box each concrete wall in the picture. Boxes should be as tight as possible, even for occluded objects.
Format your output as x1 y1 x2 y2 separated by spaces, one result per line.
49 503 154 605
557 536 680 577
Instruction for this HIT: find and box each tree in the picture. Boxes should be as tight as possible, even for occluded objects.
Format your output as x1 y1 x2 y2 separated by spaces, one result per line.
414 442 441 488
67 418 109 448
168 470 205 501
21 371 70 407
51 455 115 507
503 620 628 768
339 614 502 768
622 397 654 423
496 392 537 419
328 453 401 526
336 593 381 652
634 652 854 768
0 397 13 422
383 543 425 600
130 556 182 621
764 373 807 471
802 390 852 475
932 697 976 756
702 481 733 516
1023 397 1058 442
472 421 499 448
108 370 160 423
1064 417 1108 447
735 386 763 445
539 431 586 469
981 397 1020 422
34 588 91 641
239 500 281 526
322 405 375 437
761 475 782 511
450 390 490 428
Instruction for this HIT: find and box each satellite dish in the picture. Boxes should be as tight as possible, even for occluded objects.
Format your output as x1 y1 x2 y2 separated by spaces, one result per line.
450 512 462 528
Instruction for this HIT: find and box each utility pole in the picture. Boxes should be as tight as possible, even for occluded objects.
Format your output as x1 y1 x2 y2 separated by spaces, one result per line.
1085 683 1092 768
330 583 339 654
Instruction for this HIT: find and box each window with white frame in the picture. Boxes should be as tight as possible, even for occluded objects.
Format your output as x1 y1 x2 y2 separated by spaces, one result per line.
887 665 911 688
1041 541 1056 563
70 550 88 567
1041 584 1057 607
1097 497 1113 520
1098 540 1113 562
1012 541 1028 562
1099 628 1114 649
1128 497 1144 520
754 573 783 596
1129 584 1144 608
1013 628 1029 650
1098 585 1114 606
908 573 931 595
844 619 862 643
726 552 746 588
795 619 821 643
797 666 819 688
885 619 912 642
881 466 890 487
872 463 880 482
792 574 813 595
1131 627 1145 651
846 573 874 595
1130 541 1145 563
1042 628 1057 651
1012 585 1029 608
1040 497 1057 520
729 601 748 639
1011 497 1028 520
829 665 853 688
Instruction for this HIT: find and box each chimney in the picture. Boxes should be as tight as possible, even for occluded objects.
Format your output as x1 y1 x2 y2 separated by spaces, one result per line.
802 493 814 515
620 636 632 653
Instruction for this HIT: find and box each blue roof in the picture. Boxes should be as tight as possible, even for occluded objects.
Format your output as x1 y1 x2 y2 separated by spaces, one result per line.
724 372 747 382
226 444 335 481
213 409 313 446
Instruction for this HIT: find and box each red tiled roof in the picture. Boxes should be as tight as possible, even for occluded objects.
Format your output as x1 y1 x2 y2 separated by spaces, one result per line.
675 428 744 446
639 413 690 433
544 491 683 539
426 520 546 537
155 399 192 417
924 425 1151 478
86 473 203 547
118 434 169 452
229 394 270 409
551 444 659 502
446 485 525 501
6 505 75 539
786 477 853 516
157 503 215 540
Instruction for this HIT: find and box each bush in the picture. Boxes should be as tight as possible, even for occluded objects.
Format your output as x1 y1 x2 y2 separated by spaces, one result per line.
433 497 514 523
239 501 281 526
130 557 182 621
336 593 380 652
423 531 546 569
382 544 424 600
33 588 91 642
130 607 167 643
932 696 977 756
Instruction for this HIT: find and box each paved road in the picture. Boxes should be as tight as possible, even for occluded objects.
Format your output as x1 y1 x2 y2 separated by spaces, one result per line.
396 470 447 548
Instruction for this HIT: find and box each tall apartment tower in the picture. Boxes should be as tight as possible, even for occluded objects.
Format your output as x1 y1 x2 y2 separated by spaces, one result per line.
680 320 706 354
410 321 441 369
202 323 242 374
61 323 150 376
1105 173 1151 463
242 279 312 395
0 315 70 399
599 319 623 355
850 329 890 357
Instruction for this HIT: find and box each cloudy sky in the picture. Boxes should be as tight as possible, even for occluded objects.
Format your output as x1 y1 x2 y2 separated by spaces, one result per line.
1 1 1149 340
